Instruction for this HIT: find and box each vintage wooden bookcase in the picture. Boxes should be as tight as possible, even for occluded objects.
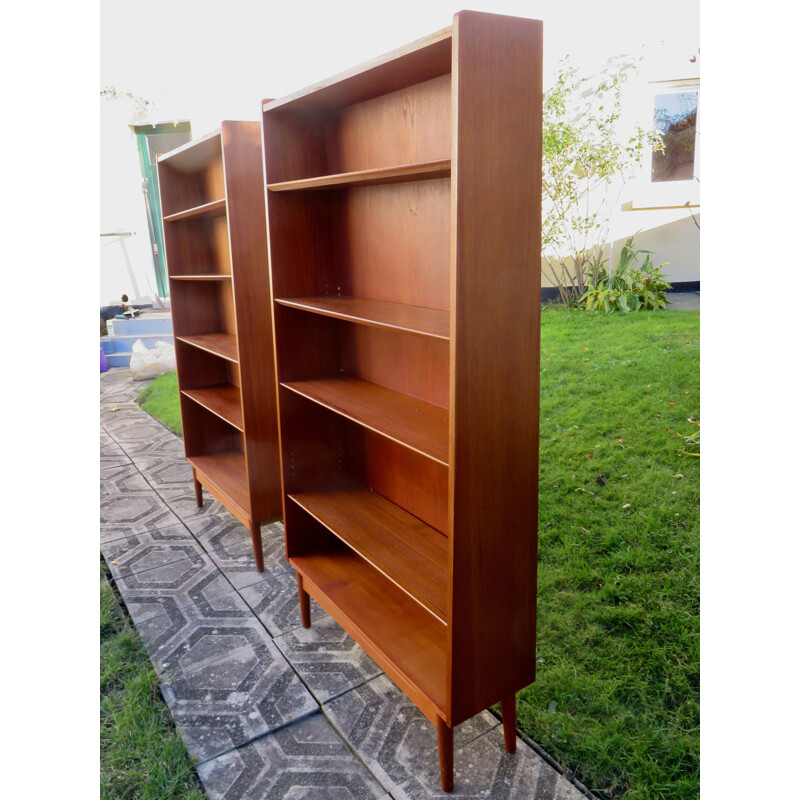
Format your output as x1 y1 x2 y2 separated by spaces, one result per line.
262 11 542 790
157 121 281 571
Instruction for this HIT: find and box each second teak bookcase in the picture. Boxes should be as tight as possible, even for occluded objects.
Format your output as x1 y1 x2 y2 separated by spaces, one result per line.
262 11 542 792
157 121 282 571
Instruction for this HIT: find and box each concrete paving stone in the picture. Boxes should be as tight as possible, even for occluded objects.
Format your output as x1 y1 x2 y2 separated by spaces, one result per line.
325 675 497 793
156 626 318 763
238 566 326 637
112 550 236 619
390 725 586 800
100 369 144 404
102 526 203 578
100 491 183 534
196 712 387 799
100 462 153 497
100 429 132 466
200 521 289 590
275 616 383 705
131 455 194 488
155 487 239 535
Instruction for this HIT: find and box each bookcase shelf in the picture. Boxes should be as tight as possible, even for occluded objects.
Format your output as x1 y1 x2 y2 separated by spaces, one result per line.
175 332 239 363
263 12 542 791
289 478 448 621
281 376 449 465
158 122 282 571
163 198 227 222
275 296 449 340
181 384 243 431
267 158 450 192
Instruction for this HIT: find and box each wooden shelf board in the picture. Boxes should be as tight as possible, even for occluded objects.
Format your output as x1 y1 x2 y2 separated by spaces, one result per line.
188 450 249 518
176 332 239 363
163 198 227 222
289 478 448 621
281 376 449 465
267 159 450 192
275 296 449 340
170 274 232 281
291 545 446 717
182 384 243 431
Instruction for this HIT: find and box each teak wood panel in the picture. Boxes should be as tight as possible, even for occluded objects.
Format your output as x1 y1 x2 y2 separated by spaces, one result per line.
173 340 240 390
447 11 543 725
158 140 225 217
220 121 281 523
274 296 450 340
288 478 448 621
169 280 237 338
163 215 232 277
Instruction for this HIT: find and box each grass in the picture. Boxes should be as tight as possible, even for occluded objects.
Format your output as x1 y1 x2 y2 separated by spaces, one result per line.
135 308 699 800
136 371 182 436
519 307 699 800
100 558 205 800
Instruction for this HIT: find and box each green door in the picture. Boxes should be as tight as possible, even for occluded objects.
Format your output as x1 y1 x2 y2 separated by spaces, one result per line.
133 122 192 298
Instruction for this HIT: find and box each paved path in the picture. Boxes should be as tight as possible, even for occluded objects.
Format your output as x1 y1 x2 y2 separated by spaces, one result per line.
100 367 589 800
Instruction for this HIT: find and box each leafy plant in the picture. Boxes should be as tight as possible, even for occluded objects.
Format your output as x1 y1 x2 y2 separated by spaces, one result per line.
580 235 672 312
542 56 664 305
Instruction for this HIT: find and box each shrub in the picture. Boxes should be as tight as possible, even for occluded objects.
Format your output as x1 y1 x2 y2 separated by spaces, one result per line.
579 235 672 312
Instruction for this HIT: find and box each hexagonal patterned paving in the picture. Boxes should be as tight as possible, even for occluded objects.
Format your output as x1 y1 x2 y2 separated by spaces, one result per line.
100 368 589 798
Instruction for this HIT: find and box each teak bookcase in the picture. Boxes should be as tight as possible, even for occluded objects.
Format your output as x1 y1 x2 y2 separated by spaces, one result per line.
157 121 281 571
262 11 542 791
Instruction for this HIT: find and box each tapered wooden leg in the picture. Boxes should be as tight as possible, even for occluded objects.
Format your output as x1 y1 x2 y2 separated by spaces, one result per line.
296 572 311 628
192 469 203 507
436 716 454 792
249 521 264 572
501 693 517 753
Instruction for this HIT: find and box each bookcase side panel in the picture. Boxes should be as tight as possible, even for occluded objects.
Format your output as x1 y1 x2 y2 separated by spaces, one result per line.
448 10 543 725
221 121 282 522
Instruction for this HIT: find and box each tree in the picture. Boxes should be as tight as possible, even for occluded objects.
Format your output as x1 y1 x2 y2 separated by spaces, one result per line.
542 56 663 305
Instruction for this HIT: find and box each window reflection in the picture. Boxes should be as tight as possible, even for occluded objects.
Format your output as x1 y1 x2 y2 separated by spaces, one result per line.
652 91 698 182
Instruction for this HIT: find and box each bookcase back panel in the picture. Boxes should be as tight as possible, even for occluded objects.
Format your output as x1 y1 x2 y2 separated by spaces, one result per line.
342 324 449 409
174 341 240 389
181 400 244 458
277 390 347 495
325 74 451 174
266 192 343 298
346 426 448 534
163 217 232 276
333 180 450 310
272 307 343 383
170 280 237 337
159 154 226 216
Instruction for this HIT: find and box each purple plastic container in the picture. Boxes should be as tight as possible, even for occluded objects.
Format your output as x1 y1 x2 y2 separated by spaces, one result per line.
100 346 109 373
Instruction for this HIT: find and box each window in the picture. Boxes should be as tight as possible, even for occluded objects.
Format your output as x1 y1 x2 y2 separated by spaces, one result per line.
651 90 698 182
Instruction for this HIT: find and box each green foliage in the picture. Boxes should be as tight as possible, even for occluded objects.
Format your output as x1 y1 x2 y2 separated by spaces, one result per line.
101 559 205 799
580 235 673 312
136 371 182 436
542 57 663 306
520 308 700 800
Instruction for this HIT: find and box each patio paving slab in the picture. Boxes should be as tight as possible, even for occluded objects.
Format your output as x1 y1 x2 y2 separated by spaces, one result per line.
391 726 586 800
101 524 203 577
99 367 589 799
197 712 387 800
238 567 327 637
324 675 497 793
275 615 384 705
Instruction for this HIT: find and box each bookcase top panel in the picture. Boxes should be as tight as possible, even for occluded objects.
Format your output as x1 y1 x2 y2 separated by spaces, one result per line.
263 27 452 113
157 129 221 171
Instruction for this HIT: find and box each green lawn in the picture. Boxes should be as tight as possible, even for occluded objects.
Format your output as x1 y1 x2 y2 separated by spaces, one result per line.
136 370 182 436
135 308 699 800
101 559 205 800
